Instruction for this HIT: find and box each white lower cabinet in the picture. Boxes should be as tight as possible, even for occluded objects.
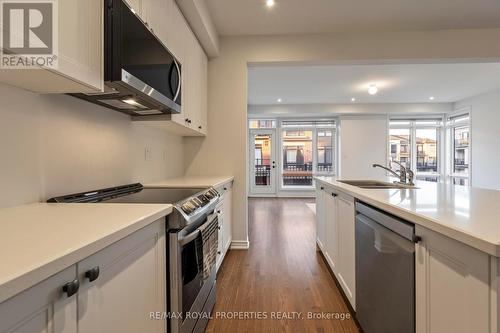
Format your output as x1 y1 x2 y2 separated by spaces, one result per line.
415 225 490 333
316 184 356 309
216 181 233 272
77 220 165 333
336 195 356 309
315 185 326 251
0 266 78 333
0 219 166 333
324 190 339 273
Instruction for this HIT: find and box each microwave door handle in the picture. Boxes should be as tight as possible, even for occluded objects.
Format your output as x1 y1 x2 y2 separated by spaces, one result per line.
173 59 181 103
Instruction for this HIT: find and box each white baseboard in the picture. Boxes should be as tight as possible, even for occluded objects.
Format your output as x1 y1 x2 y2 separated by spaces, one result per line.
230 239 250 250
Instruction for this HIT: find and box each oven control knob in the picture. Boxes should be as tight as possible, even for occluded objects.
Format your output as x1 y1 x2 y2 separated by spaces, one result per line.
181 203 192 214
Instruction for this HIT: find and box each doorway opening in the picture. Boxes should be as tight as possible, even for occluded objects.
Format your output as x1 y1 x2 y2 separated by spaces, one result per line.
248 118 336 197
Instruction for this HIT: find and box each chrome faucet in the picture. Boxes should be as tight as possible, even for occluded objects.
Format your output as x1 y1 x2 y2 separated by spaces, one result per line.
372 162 415 186
391 160 415 186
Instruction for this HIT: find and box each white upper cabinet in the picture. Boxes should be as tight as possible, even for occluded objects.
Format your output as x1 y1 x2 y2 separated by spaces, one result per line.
0 0 103 93
132 0 208 136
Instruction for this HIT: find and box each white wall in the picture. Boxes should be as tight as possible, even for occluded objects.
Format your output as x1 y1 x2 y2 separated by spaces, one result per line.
184 29 500 247
0 83 185 208
339 116 388 179
455 89 500 190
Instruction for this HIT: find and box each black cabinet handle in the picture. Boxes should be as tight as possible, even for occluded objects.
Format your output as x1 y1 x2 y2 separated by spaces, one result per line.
85 266 100 282
320 187 324 190
217 251 221 255
217 226 221 230
217 210 221 214
332 193 337 197
198 126 202 130
414 236 422 243
62 279 79 298
223 187 227 191
188 119 192 124
185 118 189 122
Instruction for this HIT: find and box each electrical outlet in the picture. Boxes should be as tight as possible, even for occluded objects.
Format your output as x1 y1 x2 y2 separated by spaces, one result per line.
144 147 152 161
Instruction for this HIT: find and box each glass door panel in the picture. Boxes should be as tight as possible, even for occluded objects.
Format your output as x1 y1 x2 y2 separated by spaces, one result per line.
282 130 313 188
316 129 334 174
250 130 276 194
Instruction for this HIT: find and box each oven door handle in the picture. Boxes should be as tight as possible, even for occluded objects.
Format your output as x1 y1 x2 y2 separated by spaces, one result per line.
178 212 218 247
178 229 200 247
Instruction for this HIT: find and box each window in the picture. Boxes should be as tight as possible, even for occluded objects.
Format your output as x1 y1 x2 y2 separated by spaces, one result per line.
447 112 471 186
389 117 443 182
249 119 276 129
317 130 334 172
389 128 411 169
280 120 336 188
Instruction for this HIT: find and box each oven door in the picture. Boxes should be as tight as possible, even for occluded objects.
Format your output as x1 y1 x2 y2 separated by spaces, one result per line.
169 213 218 333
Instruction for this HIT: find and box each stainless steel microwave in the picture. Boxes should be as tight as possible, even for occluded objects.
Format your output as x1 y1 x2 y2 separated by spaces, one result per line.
72 0 181 116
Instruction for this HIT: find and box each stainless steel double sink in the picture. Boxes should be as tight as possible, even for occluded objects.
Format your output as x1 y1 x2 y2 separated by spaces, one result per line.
338 180 418 189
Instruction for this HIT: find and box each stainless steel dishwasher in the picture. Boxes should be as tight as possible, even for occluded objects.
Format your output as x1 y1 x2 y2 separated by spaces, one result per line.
355 202 420 333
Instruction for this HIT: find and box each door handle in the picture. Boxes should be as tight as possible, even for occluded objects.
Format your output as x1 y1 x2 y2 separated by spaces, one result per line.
173 59 181 103
85 266 100 282
62 279 79 298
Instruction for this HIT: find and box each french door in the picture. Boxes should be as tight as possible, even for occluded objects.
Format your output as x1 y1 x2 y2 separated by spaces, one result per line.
249 130 277 194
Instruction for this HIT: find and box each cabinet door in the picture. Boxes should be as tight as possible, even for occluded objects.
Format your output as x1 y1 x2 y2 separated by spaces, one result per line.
337 195 356 309
169 4 190 128
315 186 326 251
141 0 172 43
124 0 143 18
0 266 77 333
222 183 233 251
57 0 102 91
415 225 490 333
77 220 166 333
0 0 102 93
324 191 339 273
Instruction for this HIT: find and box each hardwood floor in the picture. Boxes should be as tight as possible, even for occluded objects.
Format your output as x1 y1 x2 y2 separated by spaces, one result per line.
205 198 360 333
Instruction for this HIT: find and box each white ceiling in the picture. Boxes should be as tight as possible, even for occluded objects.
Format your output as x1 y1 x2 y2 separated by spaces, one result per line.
206 0 500 36
247 63 500 105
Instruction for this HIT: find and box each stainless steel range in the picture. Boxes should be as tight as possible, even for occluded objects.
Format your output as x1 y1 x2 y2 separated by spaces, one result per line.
48 183 220 333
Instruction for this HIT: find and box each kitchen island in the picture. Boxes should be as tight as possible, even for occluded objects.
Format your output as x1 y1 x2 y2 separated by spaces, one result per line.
315 176 500 333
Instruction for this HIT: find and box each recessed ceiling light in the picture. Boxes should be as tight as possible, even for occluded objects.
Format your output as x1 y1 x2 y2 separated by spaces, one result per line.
368 84 378 95
277 98 282 103
351 98 356 102
266 0 275 8
429 96 435 101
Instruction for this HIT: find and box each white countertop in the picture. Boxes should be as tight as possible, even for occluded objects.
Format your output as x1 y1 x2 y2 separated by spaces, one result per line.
315 176 500 257
0 203 172 303
145 176 234 189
